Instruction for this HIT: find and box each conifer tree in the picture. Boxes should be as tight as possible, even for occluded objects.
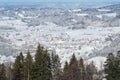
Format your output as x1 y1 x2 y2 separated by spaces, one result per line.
5 62 13 80
104 53 116 80
24 51 33 80
85 62 97 80
114 51 120 79
69 54 77 67
51 53 63 80
0 64 6 80
31 44 51 80
63 55 80 80
13 52 24 80
13 55 21 80
63 61 69 73
19 52 24 80
78 58 85 80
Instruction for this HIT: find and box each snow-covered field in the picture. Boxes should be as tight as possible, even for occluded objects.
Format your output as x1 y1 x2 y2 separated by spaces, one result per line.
87 56 106 70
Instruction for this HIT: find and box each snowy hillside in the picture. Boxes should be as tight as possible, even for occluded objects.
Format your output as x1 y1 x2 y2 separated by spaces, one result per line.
0 4 120 68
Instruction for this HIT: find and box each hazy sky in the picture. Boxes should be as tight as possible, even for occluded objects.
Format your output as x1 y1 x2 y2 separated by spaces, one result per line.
1 0 120 3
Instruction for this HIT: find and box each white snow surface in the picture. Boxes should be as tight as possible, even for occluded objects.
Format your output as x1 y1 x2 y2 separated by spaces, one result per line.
98 9 111 12
76 13 88 16
103 13 117 17
87 57 107 70
0 55 15 64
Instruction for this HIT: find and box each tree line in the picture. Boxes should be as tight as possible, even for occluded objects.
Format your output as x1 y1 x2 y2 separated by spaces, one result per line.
0 44 120 80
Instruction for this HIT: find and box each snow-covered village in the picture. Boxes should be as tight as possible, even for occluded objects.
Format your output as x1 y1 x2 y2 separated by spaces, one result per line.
0 0 120 80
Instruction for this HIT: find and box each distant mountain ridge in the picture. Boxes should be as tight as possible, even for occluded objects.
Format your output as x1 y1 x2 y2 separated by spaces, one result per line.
0 2 119 9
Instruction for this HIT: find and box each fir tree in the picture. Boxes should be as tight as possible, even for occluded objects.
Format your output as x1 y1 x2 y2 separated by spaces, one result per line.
104 53 116 80
19 52 24 80
31 44 51 80
114 51 120 79
0 64 6 80
63 54 80 80
24 51 33 80
63 61 69 73
5 62 13 80
13 52 24 80
85 62 97 80
13 55 21 80
78 58 85 80
51 53 63 80
69 54 77 67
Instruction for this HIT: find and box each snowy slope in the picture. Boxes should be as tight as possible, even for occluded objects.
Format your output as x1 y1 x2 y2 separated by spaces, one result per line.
0 5 120 69
87 57 107 70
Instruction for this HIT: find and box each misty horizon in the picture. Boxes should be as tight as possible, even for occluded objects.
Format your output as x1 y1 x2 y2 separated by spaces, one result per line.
0 1 119 8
